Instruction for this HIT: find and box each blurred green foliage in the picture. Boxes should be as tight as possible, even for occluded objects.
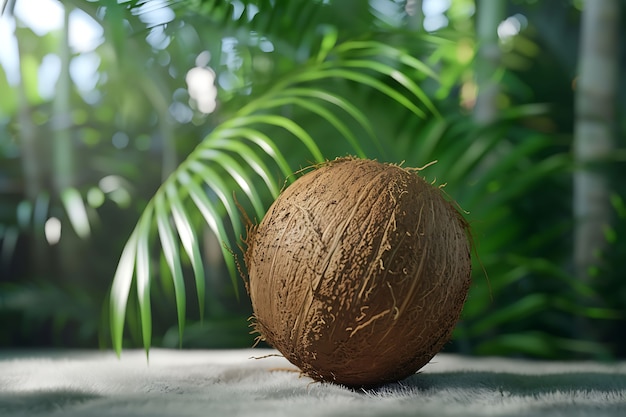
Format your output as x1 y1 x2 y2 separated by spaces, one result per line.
0 0 624 359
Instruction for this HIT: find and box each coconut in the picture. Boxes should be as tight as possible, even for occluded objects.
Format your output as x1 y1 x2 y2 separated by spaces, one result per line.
244 157 471 387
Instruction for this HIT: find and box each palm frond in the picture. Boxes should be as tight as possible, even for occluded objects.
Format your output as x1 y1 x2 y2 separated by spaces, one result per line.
60 187 92 239
109 36 438 354
154 192 187 347
134 207 153 356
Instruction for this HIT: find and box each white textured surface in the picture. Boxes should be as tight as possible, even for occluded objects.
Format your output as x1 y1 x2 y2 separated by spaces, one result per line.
1 349 625 416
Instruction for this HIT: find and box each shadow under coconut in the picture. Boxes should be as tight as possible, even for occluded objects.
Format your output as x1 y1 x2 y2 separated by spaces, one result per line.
396 370 626 394
353 370 626 416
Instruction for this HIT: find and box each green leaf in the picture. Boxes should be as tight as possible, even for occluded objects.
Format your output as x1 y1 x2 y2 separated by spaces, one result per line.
480 154 569 213
462 265 528 318
405 117 449 164
334 39 442 80
196 149 266 220
185 180 240 294
466 293 548 337
443 127 503 185
552 297 623 320
210 139 282 198
284 87 378 145
292 68 427 118
474 331 557 357
610 193 626 218
260 95 366 158
216 127 294 180
222 114 324 162
462 135 549 208
337 59 437 116
110 230 138 356
60 187 91 239
184 162 243 239
553 336 613 357
316 25 338 63
135 207 153 356
154 193 186 348
506 255 599 299
166 181 206 322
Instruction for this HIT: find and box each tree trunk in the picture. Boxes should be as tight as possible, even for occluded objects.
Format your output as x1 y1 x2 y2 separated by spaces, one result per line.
573 0 619 282
406 0 423 31
52 6 74 195
15 15 47 277
53 5 83 282
474 0 505 125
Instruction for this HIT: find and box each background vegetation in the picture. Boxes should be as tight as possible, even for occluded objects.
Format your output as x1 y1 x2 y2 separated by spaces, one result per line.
1 0 624 359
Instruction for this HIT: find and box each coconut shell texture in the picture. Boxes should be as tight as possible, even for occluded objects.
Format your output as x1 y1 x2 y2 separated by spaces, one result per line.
245 158 471 387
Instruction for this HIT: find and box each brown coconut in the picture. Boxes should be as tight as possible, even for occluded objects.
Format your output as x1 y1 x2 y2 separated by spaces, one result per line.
244 157 471 387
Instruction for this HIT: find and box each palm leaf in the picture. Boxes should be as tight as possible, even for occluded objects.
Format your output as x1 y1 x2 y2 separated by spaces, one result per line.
217 127 294 179
110 230 139 355
183 162 243 238
166 182 206 322
185 180 239 290
135 207 153 356
196 149 267 219
220 114 324 163
109 37 438 354
60 187 91 239
154 193 186 347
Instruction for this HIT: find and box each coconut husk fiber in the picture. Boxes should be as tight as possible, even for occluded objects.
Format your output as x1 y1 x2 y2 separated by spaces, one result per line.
245 157 472 387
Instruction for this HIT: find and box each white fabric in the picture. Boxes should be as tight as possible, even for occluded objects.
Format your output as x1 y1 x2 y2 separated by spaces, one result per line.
1 349 625 416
